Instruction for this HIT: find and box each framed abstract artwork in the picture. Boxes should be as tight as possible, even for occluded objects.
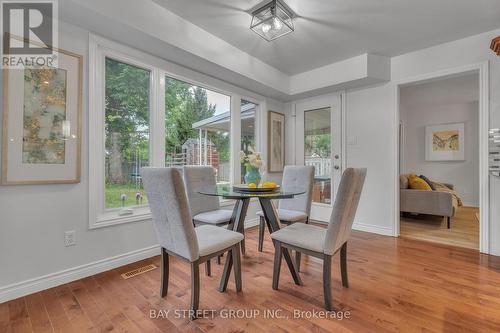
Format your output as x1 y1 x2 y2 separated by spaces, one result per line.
2 47 82 185
425 122 465 161
267 111 285 172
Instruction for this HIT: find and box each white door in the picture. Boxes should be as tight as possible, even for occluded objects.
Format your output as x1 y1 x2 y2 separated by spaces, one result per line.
295 94 342 222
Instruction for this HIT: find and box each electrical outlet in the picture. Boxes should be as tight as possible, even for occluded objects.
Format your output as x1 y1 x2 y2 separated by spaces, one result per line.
64 230 76 247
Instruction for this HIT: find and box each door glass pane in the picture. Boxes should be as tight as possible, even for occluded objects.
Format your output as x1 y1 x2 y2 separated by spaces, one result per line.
241 100 257 183
105 58 150 209
165 77 231 186
304 107 332 204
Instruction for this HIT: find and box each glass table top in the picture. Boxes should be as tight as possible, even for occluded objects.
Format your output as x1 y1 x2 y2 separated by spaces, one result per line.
198 185 305 200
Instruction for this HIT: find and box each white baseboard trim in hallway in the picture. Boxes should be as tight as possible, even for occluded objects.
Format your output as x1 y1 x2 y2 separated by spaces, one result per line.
353 221 394 236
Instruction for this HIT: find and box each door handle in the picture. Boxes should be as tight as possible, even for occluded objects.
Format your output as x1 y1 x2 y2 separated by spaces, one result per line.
334 165 340 170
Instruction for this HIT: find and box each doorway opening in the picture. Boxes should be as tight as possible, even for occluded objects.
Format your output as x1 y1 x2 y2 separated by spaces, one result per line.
396 67 488 252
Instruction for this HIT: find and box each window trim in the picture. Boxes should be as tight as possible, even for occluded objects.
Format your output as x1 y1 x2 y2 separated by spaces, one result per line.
89 34 263 229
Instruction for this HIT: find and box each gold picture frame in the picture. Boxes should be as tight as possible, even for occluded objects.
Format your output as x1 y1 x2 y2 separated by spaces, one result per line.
267 111 285 173
2 40 83 185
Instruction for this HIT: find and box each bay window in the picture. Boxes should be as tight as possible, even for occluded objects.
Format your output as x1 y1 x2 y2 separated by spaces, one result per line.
89 35 261 228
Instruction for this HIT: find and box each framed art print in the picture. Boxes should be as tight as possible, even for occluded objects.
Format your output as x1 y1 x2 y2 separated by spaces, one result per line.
425 122 465 161
268 111 285 172
2 46 82 185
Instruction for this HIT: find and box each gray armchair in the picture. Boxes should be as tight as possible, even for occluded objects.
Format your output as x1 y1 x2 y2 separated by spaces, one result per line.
270 168 367 311
256 165 315 252
141 167 244 320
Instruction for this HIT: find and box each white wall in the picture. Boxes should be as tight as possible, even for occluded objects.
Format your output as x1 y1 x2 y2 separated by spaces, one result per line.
0 21 288 300
400 75 479 206
345 29 500 255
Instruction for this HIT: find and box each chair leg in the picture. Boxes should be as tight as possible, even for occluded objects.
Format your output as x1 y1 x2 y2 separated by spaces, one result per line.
190 262 200 320
305 216 309 224
240 238 246 256
447 216 451 229
258 216 265 252
160 248 169 297
272 241 282 290
205 260 211 277
232 244 242 292
217 254 222 265
323 254 333 311
295 251 301 272
340 242 348 288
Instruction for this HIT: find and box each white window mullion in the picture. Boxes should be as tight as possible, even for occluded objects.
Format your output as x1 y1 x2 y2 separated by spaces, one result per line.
150 70 165 167
230 95 241 184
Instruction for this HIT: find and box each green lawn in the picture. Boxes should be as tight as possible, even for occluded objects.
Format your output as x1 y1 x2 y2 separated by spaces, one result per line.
105 183 148 209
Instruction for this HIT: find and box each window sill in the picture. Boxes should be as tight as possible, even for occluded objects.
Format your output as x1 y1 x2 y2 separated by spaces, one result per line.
90 207 152 229
89 196 257 229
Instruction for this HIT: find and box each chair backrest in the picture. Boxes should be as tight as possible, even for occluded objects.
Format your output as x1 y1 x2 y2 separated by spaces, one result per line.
183 166 220 216
278 165 315 215
141 167 199 262
323 168 367 255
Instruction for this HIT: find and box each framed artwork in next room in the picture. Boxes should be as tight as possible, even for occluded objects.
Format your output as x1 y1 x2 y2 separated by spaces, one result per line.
425 122 465 161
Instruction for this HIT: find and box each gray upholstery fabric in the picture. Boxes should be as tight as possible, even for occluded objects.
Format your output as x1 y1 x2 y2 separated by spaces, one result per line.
400 189 457 217
196 225 244 257
141 167 199 262
270 223 325 253
183 166 220 216
278 165 315 216
193 209 233 224
324 168 367 255
256 209 308 222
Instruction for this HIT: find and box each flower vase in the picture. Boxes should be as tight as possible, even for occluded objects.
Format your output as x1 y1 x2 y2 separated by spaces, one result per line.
244 166 261 185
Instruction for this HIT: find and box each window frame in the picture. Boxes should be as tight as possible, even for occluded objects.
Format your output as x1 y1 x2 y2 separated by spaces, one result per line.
89 34 262 229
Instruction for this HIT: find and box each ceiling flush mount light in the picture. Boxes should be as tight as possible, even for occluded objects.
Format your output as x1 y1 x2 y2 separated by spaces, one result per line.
250 0 294 42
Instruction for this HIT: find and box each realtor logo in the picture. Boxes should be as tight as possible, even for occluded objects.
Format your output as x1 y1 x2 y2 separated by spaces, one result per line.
1 0 58 68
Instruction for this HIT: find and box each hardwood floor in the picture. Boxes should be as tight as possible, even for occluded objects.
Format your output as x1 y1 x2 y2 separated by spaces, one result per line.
2 225 500 332
400 206 479 250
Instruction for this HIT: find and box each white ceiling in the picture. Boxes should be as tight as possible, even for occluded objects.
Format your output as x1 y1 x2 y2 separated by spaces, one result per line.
154 0 500 75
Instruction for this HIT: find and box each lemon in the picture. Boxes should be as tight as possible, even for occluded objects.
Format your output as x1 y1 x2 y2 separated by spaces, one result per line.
248 183 257 189
262 181 277 189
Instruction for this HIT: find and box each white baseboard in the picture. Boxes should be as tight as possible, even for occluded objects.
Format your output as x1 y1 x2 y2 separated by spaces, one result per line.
0 218 261 304
244 217 260 229
353 221 394 236
0 245 160 303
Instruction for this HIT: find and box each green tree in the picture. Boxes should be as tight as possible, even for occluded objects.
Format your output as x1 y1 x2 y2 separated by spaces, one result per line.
105 58 150 184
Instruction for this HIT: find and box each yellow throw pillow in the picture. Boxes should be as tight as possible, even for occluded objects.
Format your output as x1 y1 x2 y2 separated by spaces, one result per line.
408 175 432 191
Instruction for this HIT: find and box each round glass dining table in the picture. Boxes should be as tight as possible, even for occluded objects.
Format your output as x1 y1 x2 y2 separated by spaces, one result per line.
199 185 304 290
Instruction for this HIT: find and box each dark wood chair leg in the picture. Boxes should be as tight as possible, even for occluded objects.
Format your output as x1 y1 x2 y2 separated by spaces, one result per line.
305 217 309 224
205 260 211 277
219 250 233 292
340 242 348 288
447 216 451 229
258 216 265 252
217 254 222 265
272 241 282 290
295 251 301 272
190 262 200 320
232 244 242 292
240 239 246 256
160 248 169 297
323 254 333 311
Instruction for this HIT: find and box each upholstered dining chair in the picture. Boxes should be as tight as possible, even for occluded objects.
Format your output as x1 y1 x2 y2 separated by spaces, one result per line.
141 167 244 320
256 165 315 254
183 166 240 276
270 168 366 311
